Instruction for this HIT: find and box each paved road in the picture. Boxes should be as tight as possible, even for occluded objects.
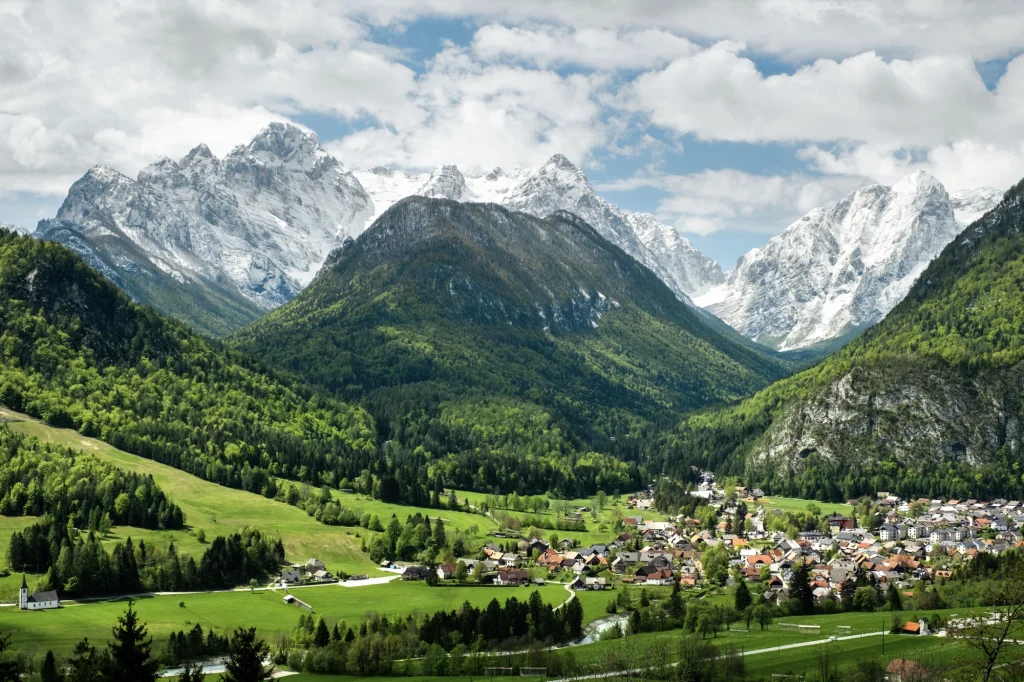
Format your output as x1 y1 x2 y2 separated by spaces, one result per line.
547 630 889 681
2 575 400 608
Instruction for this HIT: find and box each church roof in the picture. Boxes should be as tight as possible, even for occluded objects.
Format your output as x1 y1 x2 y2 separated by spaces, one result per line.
20 574 27 589
27 590 58 603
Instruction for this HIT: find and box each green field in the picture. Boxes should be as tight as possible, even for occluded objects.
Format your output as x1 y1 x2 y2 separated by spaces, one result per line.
0 410 381 577
0 581 571 656
757 496 854 516
454 489 661 548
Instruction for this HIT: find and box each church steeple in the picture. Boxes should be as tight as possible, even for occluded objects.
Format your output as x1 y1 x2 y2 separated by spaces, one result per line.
19 574 27 610
20 573 26 590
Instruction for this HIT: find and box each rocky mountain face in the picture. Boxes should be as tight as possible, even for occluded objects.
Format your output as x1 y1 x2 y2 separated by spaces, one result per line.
656 177 1024 501
36 123 373 334
696 172 1002 351
357 154 726 301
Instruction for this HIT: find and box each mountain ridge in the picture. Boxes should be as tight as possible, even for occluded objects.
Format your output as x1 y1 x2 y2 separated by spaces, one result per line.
697 171 1003 351
652 176 1024 502
235 196 790 496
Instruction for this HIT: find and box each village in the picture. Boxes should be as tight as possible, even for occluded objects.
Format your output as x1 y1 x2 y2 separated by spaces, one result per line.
274 472 1024 629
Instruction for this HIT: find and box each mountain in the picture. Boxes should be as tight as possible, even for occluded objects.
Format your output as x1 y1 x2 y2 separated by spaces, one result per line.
37 123 373 336
696 172 1002 351
235 197 790 497
354 164 525 225
0 222 31 235
653 177 1024 503
356 155 726 301
951 186 1003 227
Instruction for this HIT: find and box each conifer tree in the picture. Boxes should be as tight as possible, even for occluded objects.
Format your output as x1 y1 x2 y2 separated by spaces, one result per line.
102 600 159 682
735 579 752 612
223 627 273 682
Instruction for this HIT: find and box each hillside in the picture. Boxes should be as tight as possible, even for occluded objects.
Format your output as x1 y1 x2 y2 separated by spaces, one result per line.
235 197 790 497
653 178 1024 501
0 226 380 500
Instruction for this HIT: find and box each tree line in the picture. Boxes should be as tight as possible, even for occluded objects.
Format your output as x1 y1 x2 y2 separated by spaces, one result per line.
8 522 283 597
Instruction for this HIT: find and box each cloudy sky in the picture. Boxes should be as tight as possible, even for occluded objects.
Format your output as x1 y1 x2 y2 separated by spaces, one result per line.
3 0 1024 266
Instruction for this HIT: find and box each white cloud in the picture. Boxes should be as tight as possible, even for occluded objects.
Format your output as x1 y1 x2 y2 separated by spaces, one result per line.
801 140 1024 193
0 0 417 195
599 168 867 236
3 0 1024 238
471 24 698 70
629 44 1005 147
329 44 609 171
348 0 1024 61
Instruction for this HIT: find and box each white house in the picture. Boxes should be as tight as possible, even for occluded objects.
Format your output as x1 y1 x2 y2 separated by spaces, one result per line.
19 575 59 611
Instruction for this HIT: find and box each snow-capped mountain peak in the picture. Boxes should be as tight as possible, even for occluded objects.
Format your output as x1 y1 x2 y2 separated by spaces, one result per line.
696 171 1002 351
950 186 1003 227
417 165 470 201
0 222 31 235
39 122 374 312
353 153 725 302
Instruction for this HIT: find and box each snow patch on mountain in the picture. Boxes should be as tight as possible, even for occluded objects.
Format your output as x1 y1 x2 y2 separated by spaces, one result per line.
696 171 990 351
0 222 32 235
353 165 526 226
39 123 373 309
355 155 725 301
950 186 1002 227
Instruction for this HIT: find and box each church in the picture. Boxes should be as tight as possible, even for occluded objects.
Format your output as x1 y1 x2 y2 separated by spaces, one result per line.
18 575 60 610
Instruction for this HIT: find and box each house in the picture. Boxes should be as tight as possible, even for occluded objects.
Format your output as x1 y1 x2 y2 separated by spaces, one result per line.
900 619 930 635
611 552 639 573
280 568 303 583
568 576 587 591
305 558 326 573
495 568 529 586
401 565 432 581
498 553 522 568
19 576 59 611
537 549 564 571
310 569 334 583
584 577 608 590
437 564 457 580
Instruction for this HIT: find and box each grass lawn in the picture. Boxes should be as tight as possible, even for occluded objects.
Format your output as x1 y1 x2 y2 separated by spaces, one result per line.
757 496 854 516
454 489 660 548
0 581 571 656
0 409 380 577
321 487 497 542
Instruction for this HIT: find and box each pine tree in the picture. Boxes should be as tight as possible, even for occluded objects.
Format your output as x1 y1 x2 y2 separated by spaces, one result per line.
41 651 60 682
0 633 22 682
102 600 159 682
787 563 815 616
223 627 273 682
67 638 105 682
735 578 752 612
431 518 446 550
564 597 584 639
668 579 685 619
314 617 330 647
888 585 903 611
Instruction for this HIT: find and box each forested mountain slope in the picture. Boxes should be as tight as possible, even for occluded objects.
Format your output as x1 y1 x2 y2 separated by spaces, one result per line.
235 197 791 496
652 179 1024 501
0 227 379 498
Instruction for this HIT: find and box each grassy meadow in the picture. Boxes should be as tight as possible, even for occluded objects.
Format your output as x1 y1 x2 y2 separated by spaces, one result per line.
0 580 571 656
